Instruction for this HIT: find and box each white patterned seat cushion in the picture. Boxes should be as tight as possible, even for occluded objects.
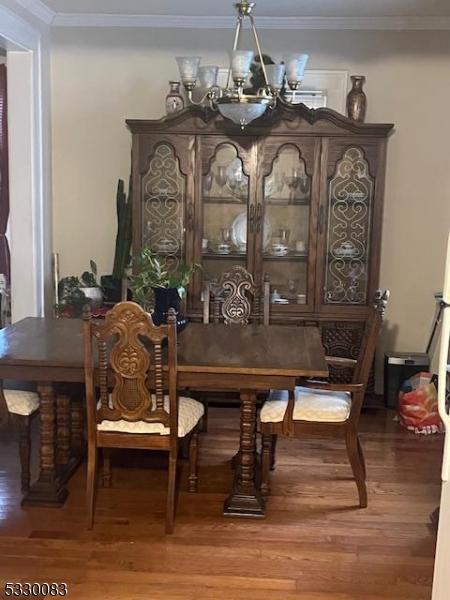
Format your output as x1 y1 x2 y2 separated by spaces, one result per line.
97 395 204 437
3 389 40 416
260 386 351 424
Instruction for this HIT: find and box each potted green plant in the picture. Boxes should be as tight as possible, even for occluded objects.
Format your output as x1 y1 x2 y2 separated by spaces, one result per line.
57 276 86 317
129 247 199 331
80 260 103 308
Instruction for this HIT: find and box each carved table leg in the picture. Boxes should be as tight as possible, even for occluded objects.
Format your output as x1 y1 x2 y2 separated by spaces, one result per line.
55 387 85 485
223 389 265 518
56 394 71 466
16 414 31 492
22 383 68 507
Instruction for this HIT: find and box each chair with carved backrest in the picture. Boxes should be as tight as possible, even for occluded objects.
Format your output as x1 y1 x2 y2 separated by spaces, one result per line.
202 265 270 326
83 301 204 533
259 289 389 508
199 266 270 429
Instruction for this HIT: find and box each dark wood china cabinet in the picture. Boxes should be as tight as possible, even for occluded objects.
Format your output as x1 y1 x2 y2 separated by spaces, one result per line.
127 104 393 386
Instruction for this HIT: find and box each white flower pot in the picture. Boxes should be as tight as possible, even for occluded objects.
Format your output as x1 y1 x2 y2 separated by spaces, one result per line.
82 287 103 309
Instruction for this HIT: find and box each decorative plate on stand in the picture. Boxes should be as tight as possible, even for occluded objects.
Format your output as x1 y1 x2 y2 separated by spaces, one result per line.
231 211 272 251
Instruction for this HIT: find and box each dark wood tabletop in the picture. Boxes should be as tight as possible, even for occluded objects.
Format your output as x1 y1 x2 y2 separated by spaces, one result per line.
0 318 328 379
0 317 328 517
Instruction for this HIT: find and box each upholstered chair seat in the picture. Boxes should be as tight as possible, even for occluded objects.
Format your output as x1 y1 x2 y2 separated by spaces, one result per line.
260 387 351 424
4 389 40 416
97 395 204 437
1 388 40 494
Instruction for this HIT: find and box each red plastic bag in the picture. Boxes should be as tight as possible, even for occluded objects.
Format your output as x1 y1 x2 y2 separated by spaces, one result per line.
398 372 444 434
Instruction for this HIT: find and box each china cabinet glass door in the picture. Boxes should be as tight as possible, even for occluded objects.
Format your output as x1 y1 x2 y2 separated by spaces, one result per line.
317 139 379 312
256 138 320 313
136 135 195 264
141 143 186 258
196 138 255 289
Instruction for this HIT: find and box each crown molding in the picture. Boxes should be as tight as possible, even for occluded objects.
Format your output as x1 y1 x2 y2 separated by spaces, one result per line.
9 4 450 31
51 13 450 30
13 0 56 25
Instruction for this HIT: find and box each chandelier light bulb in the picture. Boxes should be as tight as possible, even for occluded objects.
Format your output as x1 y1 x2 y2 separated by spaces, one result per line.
230 50 254 84
284 53 309 89
265 64 286 91
176 56 201 89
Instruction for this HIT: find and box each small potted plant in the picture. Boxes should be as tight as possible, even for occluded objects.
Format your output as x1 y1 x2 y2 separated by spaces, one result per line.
129 247 199 331
57 276 87 317
80 260 103 309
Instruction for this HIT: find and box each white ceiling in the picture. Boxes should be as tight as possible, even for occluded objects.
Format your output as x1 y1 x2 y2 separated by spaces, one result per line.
16 0 450 28
39 0 450 18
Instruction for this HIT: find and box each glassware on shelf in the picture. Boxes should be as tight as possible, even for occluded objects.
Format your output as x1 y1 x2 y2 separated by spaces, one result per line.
225 158 248 200
221 228 232 243
216 166 228 187
270 289 281 302
215 241 232 255
288 279 296 293
279 228 290 245
286 168 301 201
203 173 213 194
265 172 283 198
269 242 289 257
299 172 309 195
295 240 306 253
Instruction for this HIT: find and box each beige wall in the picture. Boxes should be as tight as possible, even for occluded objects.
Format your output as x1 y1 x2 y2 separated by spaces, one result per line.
50 27 450 363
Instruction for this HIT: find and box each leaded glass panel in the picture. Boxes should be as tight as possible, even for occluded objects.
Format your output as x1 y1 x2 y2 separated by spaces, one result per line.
324 147 374 304
141 143 185 256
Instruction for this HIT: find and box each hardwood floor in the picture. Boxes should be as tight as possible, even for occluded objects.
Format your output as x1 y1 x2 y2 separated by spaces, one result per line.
0 408 442 600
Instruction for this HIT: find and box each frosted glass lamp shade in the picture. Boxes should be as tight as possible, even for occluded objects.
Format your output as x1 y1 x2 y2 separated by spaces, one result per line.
265 64 286 90
198 65 219 89
284 53 309 85
217 98 269 127
176 56 201 86
230 50 254 81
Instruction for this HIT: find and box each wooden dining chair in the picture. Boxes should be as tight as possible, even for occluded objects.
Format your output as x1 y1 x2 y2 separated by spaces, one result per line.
202 266 270 326
0 385 40 493
259 289 389 508
83 301 204 533
198 266 270 429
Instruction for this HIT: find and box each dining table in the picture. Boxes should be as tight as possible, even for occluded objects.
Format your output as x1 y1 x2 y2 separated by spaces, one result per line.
0 317 328 517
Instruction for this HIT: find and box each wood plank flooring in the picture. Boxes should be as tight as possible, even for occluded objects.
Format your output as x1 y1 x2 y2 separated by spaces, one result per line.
0 408 442 600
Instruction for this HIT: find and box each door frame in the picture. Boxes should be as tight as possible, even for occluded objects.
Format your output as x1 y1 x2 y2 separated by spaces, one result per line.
0 5 50 321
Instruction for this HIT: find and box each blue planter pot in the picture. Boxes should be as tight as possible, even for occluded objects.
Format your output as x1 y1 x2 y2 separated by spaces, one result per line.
152 287 188 333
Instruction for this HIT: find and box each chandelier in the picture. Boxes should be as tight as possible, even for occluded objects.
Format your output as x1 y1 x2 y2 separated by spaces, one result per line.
175 1 308 129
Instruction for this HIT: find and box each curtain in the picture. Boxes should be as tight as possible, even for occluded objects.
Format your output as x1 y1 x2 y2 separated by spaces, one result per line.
0 64 10 283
